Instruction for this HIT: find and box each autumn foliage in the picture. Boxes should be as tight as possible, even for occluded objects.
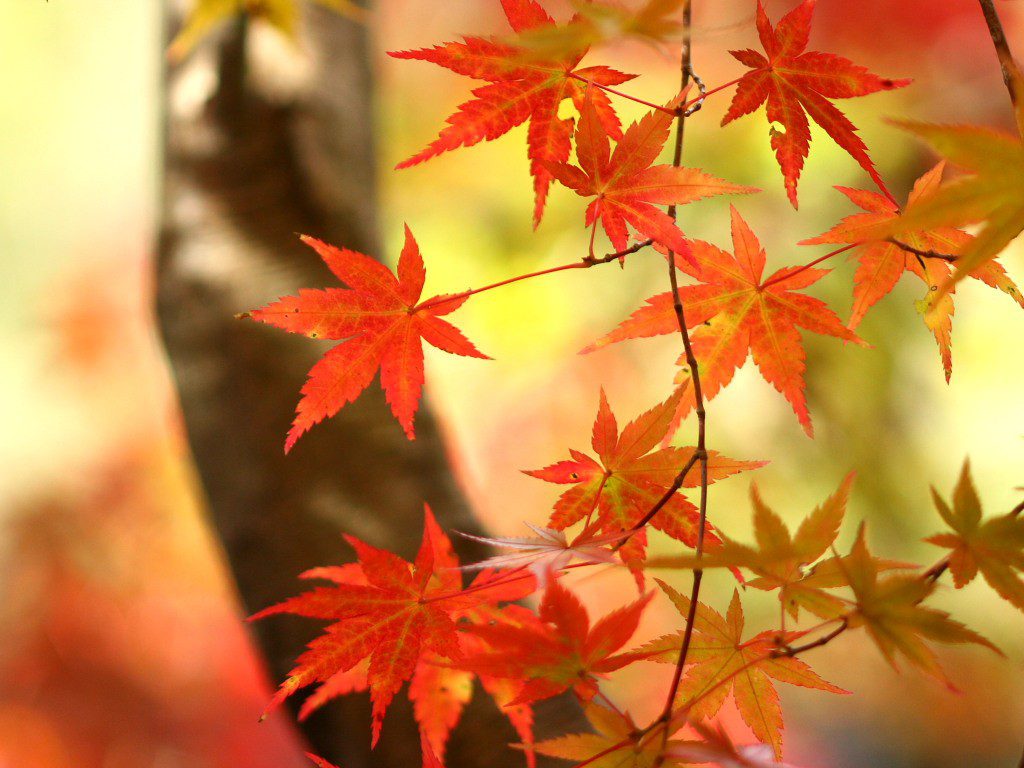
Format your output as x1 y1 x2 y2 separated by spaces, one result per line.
172 0 1024 766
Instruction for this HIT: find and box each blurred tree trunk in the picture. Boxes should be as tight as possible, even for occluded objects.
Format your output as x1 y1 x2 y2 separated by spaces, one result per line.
156 4 580 766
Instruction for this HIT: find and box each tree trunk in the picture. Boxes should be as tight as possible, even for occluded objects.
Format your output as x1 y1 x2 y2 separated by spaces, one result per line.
156 4 579 765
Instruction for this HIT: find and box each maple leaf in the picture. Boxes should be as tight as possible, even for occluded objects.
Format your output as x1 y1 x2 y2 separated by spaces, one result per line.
169 0 365 61
531 702 690 768
456 522 628 586
669 720 801 768
546 95 758 260
241 226 488 451
721 0 909 207
842 523 1001 687
925 460 1024 612
881 121 1024 297
525 389 765 568
638 583 846 758
461 579 651 706
252 507 534 752
586 207 864 437
803 163 1024 381
390 0 637 225
510 0 688 59
645 475 915 621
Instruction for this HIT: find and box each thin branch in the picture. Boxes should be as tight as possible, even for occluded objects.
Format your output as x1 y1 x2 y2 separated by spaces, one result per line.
654 4 711 755
922 549 953 583
614 447 700 548
887 238 959 263
977 0 1024 137
683 75 741 113
411 241 655 313
770 618 849 658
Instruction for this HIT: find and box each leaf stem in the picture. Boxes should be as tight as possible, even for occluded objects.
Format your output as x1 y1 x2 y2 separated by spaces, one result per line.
760 243 857 290
977 0 1024 137
566 72 741 117
413 241 654 313
568 72 677 115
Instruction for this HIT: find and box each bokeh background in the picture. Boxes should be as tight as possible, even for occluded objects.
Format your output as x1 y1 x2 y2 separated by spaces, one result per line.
1 1 1023 767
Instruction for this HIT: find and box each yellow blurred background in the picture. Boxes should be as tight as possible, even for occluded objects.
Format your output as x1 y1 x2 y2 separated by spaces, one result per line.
1 1 1022 767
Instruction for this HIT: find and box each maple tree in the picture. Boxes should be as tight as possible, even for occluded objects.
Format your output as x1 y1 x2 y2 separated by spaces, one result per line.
162 0 1024 765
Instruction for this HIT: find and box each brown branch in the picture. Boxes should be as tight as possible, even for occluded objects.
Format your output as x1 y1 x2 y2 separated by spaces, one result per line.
654 4 711 756
887 238 959 263
978 0 1024 137
771 618 850 658
615 450 701 549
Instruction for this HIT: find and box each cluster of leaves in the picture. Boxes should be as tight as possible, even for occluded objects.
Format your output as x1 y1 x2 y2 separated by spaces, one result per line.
167 0 1024 765
258 465 1018 768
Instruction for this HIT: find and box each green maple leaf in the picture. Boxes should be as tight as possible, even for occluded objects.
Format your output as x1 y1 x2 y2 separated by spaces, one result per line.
926 460 1024 612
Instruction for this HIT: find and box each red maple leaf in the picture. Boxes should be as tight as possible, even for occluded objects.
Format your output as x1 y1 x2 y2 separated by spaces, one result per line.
721 0 909 207
390 0 636 225
546 95 758 260
251 507 534 754
585 207 864 437
460 579 652 706
242 226 488 451
526 389 765 568
802 163 1024 381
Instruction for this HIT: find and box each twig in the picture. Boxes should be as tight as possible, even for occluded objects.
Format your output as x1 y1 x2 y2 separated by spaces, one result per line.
923 555 951 583
614 449 700 549
770 618 850 658
653 4 711 757
887 238 959 263
412 241 655 313
977 0 1024 137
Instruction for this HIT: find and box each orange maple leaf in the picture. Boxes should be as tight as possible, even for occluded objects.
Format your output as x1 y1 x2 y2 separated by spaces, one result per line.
586 207 864 437
546 95 757 260
252 507 534 753
242 226 488 451
803 163 1024 381
721 0 909 207
461 579 652 706
390 0 636 225
525 389 765 568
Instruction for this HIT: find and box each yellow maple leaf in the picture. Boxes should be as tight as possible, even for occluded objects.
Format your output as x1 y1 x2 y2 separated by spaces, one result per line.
169 0 366 62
